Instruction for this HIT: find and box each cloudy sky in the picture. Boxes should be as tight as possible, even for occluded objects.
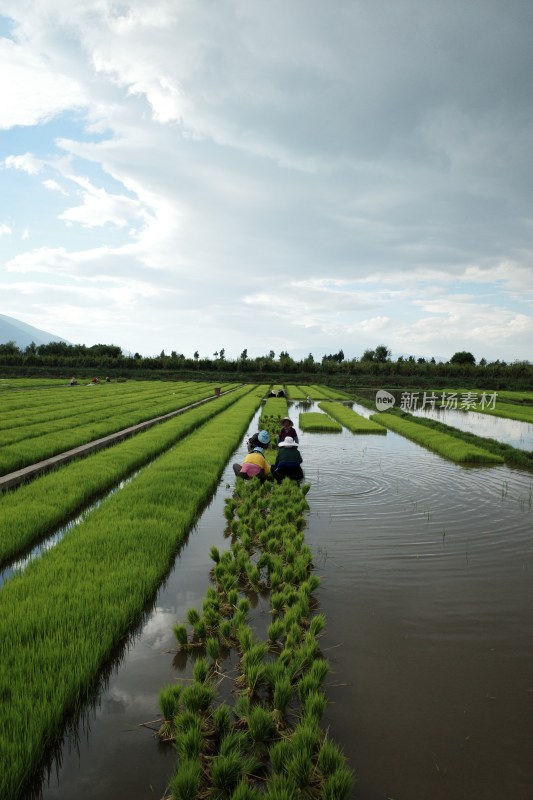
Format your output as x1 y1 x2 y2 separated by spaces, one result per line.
1 0 532 362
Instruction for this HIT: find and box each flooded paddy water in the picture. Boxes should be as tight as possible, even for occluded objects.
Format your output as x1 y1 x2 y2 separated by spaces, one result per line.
39 402 532 800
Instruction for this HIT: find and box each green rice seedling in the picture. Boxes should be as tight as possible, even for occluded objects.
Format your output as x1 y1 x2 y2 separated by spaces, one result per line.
267 619 285 643
219 729 250 756
231 519 241 534
219 620 233 642
298 412 342 433
159 683 183 720
308 614 326 637
228 588 240 607
206 636 222 663
210 752 260 797
229 781 262 800
291 718 320 758
318 401 386 434
369 412 504 463
181 681 216 714
193 657 210 684
187 608 200 625
237 625 254 653
285 749 314 790
317 737 346 777
273 675 293 713
173 623 189 647
246 564 261 590
213 703 232 737
234 694 251 724
168 757 202 800
302 689 327 722
193 618 208 641
247 705 275 744
175 719 204 760
238 598 251 615
271 592 285 614
210 545 221 563
322 765 354 800
269 738 294 775
175 710 201 734
241 663 266 696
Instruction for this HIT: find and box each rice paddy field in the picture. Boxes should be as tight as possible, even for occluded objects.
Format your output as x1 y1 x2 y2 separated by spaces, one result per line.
1 381 532 800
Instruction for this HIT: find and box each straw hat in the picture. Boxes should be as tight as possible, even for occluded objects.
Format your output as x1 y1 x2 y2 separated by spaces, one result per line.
278 436 297 448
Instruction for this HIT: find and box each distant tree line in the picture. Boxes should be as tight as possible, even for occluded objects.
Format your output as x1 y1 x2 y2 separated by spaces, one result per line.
0 340 530 389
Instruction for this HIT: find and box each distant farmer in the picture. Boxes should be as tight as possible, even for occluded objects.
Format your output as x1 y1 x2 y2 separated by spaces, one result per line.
278 417 299 444
247 429 270 452
272 436 304 482
233 447 271 482
277 388 286 397
69 377 78 386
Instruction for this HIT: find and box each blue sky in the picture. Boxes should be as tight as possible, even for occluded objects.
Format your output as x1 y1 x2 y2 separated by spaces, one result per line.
1 1 532 362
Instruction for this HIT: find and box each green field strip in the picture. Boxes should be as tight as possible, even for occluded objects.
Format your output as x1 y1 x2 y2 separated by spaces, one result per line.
299 412 342 432
0 381 229 423
285 385 309 400
318 402 386 433
470 402 533 425
0 386 240 476
0 387 258 567
369 412 504 463
311 384 351 400
0 383 231 447
0 387 268 800
297 385 332 400
158 478 354 798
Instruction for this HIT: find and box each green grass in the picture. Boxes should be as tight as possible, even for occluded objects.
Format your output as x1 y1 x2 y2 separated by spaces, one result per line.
0 388 266 800
298 412 342 432
370 412 504 463
318 402 386 434
0 386 253 567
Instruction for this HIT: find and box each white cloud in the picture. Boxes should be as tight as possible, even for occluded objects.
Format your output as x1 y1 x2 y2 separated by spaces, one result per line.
0 0 531 361
0 38 82 128
0 223 12 236
3 153 43 174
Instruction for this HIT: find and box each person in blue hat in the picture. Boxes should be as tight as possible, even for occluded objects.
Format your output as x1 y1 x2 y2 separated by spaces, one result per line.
246 429 270 452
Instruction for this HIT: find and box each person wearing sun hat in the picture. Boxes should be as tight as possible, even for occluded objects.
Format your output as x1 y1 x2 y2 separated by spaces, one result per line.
278 417 298 444
233 446 271 482
272 436 304 482
246 429 270 453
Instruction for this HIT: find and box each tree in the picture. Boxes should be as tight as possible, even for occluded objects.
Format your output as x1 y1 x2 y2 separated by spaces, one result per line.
361 349 375 362
268 350 275 360
240 349 248 360
450 351 475 365
219 348 225 360
194 351 199 360
374 344 390 362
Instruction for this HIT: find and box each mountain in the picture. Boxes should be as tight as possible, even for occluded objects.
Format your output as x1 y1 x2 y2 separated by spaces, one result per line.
0 314 70 349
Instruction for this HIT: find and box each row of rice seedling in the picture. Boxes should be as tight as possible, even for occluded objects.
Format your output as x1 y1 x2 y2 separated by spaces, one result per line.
369 412 504 463
318 401 386 434
0 380 230 427
258 397 290 455
0 384 239 476
299 412 343 433
0 387 268 800
310 385 351 400
158 478 354 799
296 385 333 401
285 385 309 400
0 387 255 567
0 385 217 448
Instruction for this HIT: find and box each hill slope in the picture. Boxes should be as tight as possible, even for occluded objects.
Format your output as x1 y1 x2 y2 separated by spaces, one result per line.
0 314 70 349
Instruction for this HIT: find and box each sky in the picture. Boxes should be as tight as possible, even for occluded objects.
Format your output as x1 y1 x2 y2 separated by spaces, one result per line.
0 0 532 363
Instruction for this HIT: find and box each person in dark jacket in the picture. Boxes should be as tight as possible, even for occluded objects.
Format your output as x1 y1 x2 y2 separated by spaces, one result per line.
278 417 298 444
272 436 303 482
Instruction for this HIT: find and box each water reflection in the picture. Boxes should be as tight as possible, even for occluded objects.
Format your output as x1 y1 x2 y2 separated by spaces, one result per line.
40 403 533 800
